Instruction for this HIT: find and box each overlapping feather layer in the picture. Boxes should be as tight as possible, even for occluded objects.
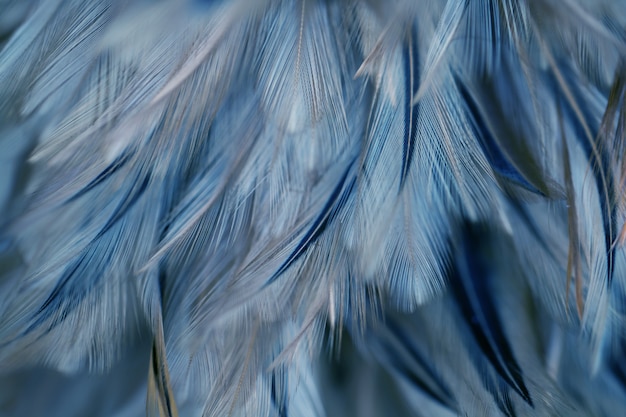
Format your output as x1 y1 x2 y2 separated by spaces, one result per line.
0 0 625 416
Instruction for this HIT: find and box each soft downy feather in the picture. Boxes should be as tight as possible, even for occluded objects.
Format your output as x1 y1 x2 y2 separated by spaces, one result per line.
1 0 626 416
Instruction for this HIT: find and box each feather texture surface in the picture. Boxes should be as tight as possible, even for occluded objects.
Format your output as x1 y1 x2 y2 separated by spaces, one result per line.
1 0 626 416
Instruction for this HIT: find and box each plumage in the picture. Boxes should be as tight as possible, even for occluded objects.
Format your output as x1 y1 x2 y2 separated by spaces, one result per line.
1 0 626 416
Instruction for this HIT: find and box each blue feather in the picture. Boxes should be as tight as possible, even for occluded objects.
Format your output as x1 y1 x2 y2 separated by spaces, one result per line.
448 223 532 406
1 1 626 416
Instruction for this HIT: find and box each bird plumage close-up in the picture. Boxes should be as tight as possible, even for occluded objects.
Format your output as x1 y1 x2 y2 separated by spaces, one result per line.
1 0 626 416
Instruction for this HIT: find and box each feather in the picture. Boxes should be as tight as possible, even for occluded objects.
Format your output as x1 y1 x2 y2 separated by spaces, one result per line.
448 222 532 407
1 1 626 416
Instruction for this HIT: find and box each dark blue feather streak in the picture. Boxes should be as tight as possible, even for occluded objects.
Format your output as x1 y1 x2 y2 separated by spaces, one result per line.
68 152 132 202
455 76 544 195
400 27 420 189
382 318 458 410
267 158 356 285
271 372 288 417
483 371 518 417
21 172 151 338
449 223 533 406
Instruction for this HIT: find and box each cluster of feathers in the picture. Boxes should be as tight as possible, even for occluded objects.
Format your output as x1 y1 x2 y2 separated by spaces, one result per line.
1 0 626 416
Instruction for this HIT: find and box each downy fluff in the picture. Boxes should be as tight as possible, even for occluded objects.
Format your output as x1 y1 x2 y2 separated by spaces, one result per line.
1 0 626 416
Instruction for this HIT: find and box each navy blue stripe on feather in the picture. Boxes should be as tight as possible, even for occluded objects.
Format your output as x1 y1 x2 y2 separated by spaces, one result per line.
448 223 533 406
96 173 151 239
454 75 544 195
68 152 132 202
400 26 420 189
383 318 458 410
267 156 357 285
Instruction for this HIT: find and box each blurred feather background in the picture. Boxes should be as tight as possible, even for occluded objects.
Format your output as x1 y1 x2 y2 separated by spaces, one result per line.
0 0 626 416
